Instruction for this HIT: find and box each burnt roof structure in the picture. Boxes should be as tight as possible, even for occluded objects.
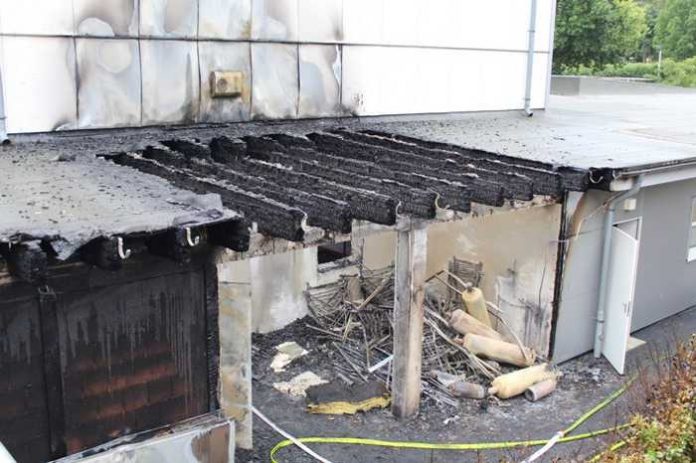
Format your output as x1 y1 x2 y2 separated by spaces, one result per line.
5 102 696 283
102 129 589 245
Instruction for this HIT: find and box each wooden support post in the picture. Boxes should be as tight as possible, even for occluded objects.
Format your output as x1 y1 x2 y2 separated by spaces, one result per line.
392 221 428 418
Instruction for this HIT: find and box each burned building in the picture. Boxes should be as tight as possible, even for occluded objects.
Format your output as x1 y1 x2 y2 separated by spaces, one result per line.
2 1 696 462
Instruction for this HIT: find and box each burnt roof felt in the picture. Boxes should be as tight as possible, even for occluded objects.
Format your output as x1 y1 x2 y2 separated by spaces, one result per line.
101 129 590 244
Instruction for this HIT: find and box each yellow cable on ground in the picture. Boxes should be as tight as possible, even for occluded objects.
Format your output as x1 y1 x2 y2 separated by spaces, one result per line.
268 377 636 463
269 425 631 463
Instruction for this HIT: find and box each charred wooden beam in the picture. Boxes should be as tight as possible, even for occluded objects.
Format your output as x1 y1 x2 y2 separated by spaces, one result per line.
79 237 132 271
267 135 479 209
1 241 48 284
147 227 203 264
147 145 353 234
206 220 251 251
108 153 304 242
210 138 398 225
244 136 438 218
359 129 588 192
312 131 534 201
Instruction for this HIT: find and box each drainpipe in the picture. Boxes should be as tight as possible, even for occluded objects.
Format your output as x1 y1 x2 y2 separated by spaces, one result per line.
523 0 538 116
0 38 7 143
593 175 643 358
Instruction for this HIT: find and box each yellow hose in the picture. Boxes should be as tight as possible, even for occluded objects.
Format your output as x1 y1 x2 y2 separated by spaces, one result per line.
269 377 637 463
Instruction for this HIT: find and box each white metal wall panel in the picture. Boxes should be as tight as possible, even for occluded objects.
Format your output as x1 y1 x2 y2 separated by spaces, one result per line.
199 0 252 39
73 0 140 37
199 41 252 122
1 37 77 133
251 43 298 119
342 46 548 116
0 0 556 131
0 0 75 35
251 0 299 41
342 0 553 52
299 45 342 118
140 0 198 37
298 0 343 43
76 38 141 129
141 40 200 124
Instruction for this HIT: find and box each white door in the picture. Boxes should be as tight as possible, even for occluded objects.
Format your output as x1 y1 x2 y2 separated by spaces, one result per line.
602 225 640 374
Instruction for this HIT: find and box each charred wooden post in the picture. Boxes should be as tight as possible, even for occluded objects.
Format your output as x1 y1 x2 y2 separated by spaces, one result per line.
391 221 428 418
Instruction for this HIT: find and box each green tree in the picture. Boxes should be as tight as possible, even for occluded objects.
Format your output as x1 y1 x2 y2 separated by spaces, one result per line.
655 0 696 59
554 0 648 70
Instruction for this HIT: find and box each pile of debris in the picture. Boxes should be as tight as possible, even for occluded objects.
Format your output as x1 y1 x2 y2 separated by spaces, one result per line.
303 260 559 410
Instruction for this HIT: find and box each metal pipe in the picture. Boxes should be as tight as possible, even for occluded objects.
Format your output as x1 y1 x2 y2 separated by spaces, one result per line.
0 38 7 143
593 176 643 358
523 0 538 116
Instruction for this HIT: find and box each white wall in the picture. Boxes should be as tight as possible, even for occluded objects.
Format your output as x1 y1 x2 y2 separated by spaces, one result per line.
0 0 556 133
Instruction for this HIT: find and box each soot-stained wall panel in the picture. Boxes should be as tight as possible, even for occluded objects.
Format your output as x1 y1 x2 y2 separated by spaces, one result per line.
76 38 141 129
141 40 200 125
1 37 77 133
251 43 299 119
251 0 298 41
198 42 252 123
299 45 342 118
140 0 199 37
73 0 140 37
199 0 252 39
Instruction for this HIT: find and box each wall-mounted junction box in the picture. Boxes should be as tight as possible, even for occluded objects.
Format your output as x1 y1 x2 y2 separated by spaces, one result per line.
210 71 244 98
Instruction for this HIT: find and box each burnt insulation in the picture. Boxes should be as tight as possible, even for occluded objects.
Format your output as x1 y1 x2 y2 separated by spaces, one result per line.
101 130 591 246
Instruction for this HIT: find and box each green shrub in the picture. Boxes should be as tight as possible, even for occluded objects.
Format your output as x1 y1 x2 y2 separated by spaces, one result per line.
558 58 696 87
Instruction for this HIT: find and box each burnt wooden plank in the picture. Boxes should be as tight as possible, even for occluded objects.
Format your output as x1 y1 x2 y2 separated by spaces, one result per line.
145 147 353 234
211 137 398 225
307 132 518 203
244 137 439 218
108 153 305 242
360 129 588 193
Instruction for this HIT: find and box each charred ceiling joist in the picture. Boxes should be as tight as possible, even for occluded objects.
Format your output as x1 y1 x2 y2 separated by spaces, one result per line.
104 130 590 251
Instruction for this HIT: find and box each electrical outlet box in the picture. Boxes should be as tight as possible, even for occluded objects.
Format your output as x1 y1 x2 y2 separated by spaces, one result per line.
210 71 244 98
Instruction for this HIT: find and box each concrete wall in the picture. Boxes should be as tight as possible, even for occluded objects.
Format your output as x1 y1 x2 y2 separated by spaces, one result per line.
0 0 556 133
360 204 563 355
554 179 696 362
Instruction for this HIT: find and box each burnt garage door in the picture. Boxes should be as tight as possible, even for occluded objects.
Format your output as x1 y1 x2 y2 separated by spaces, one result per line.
0 255 216 462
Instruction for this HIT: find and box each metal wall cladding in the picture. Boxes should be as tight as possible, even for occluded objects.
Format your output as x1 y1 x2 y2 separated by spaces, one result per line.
199 0 252 39
251 43 298 119
298 0 343 43
299 45 342 118
251 0 298 41
1 37 77 133
0 0 75 35
199 42 251 123
0 0 556 132
76 39 141 129
141 40 200 125
74 0 139 37
140 0 199 37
